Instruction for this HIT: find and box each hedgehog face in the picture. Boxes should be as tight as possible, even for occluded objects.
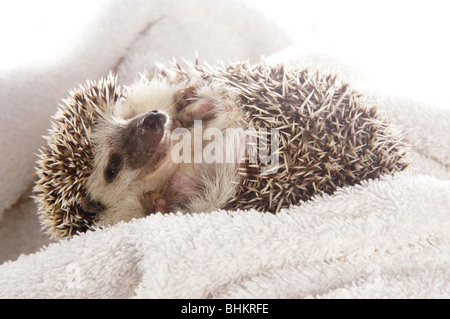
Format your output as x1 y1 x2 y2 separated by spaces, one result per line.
85 107 177 225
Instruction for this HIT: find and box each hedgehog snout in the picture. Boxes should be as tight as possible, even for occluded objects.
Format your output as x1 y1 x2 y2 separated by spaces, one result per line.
142 110 167 131
138 110 168 144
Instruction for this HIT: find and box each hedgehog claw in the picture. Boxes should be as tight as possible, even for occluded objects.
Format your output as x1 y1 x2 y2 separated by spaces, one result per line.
176 85 197 110
146 191 168 214
174 86 216 128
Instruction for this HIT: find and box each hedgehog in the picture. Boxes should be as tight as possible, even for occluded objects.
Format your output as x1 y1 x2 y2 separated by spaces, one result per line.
33 60 409 239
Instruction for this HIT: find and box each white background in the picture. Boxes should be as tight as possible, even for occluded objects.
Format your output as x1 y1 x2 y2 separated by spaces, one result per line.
243 0 450 108
0 0 449 108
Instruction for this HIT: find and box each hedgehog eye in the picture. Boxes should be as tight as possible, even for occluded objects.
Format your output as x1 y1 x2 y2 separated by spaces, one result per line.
105 153 122 182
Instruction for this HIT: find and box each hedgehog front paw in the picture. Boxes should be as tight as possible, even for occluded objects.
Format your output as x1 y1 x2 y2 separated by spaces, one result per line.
145 191 168 215
175 85 197 110
174 86 216 127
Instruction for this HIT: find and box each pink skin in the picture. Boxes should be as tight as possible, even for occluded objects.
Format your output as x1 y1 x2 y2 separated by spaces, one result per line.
174 101 215 127
174 86 216 127
146 175 202 214
164 174 203 202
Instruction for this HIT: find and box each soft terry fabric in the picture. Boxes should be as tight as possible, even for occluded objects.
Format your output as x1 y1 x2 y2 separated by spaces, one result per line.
0 173 448 298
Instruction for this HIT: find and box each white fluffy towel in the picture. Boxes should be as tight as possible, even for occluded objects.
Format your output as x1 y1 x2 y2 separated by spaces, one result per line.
0 173 449 298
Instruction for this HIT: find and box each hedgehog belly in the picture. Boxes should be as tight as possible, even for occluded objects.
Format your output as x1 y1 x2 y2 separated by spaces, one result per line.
223 65 409 212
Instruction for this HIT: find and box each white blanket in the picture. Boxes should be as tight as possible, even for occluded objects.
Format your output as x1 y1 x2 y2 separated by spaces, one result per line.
0 0 449 299
0 173 449 298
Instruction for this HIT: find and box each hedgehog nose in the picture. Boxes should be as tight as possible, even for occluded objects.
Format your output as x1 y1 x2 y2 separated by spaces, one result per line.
142 110 167 131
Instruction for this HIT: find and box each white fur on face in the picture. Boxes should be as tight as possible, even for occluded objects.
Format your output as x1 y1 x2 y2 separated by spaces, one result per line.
85 76 245 226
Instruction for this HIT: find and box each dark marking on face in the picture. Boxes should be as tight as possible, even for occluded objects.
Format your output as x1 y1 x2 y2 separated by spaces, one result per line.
120 110 168 170
105 152 123 182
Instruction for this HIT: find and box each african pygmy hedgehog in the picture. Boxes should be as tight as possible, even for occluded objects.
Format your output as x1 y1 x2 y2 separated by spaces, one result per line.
33 60 409 239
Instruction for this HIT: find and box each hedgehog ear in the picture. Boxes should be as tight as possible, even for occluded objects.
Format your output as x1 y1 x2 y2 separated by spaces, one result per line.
80 195 105 215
